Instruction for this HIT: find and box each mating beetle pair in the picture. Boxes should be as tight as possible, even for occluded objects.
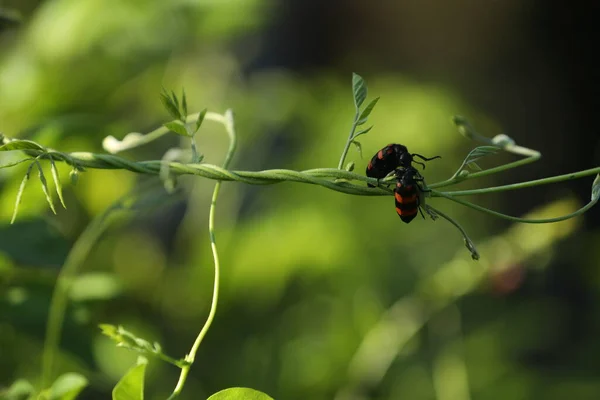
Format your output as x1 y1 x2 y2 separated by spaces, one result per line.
365 144 440 223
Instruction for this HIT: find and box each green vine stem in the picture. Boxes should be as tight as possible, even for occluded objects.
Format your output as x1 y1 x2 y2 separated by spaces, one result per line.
425 205 480 260
436 189 598 224
168 109 236 399
4 136 599 200
436 167 600 196
2 134 599 227
337 113 360 170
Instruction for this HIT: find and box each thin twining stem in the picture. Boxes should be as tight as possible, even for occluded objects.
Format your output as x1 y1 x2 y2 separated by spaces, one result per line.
436 191 597 224
168 110 236 399
437 167 600 196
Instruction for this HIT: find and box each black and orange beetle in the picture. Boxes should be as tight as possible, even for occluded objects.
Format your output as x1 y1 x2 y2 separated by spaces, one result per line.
394 166 426 224
365 143 440 187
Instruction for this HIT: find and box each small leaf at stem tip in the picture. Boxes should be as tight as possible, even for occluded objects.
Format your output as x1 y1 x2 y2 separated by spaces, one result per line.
99 324 118 337
160 89 181 120
181 88 188 119
357 96 380 125
49 157 66 209
164 120 189 137
345 161 355 172
351 140 363 158
195 108 208 134
11 164 33 224
591 174 600 202
36 162 56 214
207 387 275 400
465 146 501 162
352 73 367 111
352 126 373 139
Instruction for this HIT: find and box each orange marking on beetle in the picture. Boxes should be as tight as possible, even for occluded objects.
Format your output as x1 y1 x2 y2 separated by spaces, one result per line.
395 193 417 204
395 207 418 216
377 150 384 159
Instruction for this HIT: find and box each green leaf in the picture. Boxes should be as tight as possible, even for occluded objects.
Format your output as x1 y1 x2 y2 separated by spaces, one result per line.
1 379 35 400
0 139 46 152
458 146 500 173
49 157 67 209
101 324 147 350
35 161 56 215
160 89 181 121
351 140 363 158
345 161 355 172
112 359 147 400
181 88 188 118
100 324 156 354
11 163 34 224
352 73 367 111
171 90 179 114
591 174 600 202
164 121 189 137
357 96 380 125
0 158 33 169
207 387 275 400
47 373 88 400
352 126 373 139
195 108 208 134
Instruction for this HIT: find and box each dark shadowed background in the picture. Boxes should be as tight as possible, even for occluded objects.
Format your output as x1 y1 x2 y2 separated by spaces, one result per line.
1 1 599 399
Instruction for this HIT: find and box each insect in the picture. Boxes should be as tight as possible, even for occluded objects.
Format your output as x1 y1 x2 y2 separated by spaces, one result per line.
365 143 440 187
394 166 427 224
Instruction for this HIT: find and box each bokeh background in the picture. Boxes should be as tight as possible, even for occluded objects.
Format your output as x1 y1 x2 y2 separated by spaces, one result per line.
1 1 599 399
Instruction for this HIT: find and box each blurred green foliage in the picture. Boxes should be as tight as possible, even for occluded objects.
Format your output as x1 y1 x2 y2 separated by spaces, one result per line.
1 1 598 400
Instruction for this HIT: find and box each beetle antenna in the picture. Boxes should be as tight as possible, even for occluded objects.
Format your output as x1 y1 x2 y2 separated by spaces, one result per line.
412 153 442 162
413 159 426 169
